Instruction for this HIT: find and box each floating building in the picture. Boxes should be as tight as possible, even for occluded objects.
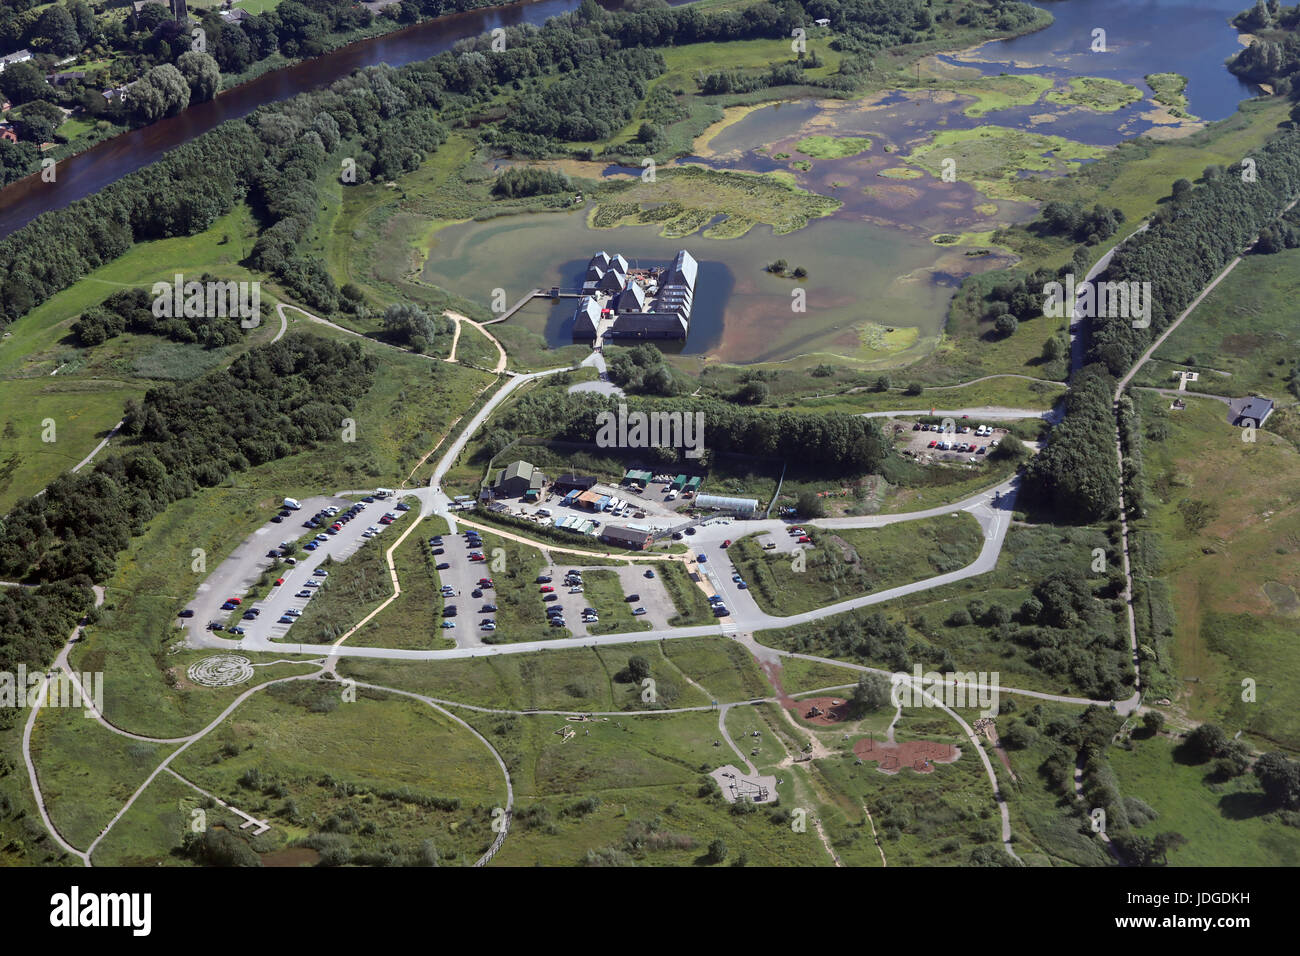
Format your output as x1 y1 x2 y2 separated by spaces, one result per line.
572 250 697 341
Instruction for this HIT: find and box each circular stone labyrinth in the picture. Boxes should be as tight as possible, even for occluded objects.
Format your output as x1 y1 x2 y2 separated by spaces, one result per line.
187 655 255 687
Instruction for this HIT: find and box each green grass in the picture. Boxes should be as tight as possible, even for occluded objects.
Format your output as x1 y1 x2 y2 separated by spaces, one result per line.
659 559 715 626
474 530 564 644
170 682 508 864
338 640 711 712
588 165 841 239
1107 733 1300 865
1134 391 1300 749
906 126 1107 202
0 377 141 514
344 519 455 650
28 703 180 851
1045 77 1144 112
1144 73 1196 119
1134 246 1300 399
731 514 984 616
661 637 772 703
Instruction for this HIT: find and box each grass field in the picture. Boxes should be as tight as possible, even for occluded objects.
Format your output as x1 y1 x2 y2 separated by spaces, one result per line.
28 703 180 851
1108 732 1300 865
171 682 508 865
283 523 405 645
338 639 721 712
731 514 984 616
1134 246 1300 399
1134 392 1300 750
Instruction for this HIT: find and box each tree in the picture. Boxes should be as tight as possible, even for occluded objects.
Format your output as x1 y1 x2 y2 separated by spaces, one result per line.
0 62 52 106
995 313 1018 337
1141 711 1164 736
999 722 1036 749
381 302 436 347
34 4 81 57
903 382 923 396
177 51 221 103
872 374 891 392
1183 723 1228 763
707 838 728 863
850 673 890 715
130 64 191 122
1254 751 1300 810
625 655 650 683
795 491 825 518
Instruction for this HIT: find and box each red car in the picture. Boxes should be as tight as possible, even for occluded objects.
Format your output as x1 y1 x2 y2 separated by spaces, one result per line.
797 535 811 544
478 578 494 587
928 440 938 448
539 585 554 593
228 596 243 604
470 554 486 562
273 579 283 587
721 539 731 548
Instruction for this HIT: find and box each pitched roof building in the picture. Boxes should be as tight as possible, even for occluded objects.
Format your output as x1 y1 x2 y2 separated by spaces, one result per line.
572 249 698 342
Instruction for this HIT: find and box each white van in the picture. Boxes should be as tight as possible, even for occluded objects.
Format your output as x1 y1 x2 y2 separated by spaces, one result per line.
375 488 393 498
283 497 301 510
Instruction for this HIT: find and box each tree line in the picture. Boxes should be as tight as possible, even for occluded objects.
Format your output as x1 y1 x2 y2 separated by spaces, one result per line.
1022 364 1121 523
1090 129 1300 375
496 390 893 476
0 336 376 585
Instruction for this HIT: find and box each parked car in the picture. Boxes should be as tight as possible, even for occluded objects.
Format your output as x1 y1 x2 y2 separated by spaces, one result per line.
540 585 554 593
313 569 329 577
278 616 294 624
543 594 558 602
229 626 245 635
626 593 640 602
441 621 456 629
644 569 655 578
632 607 647 616
472 589 483 598
478 578 494 587
797 535 811 544
437 563 450 570
296 590 312 598
481 604 498 613
179 609 195 618
537 575 552 583
721 539 731 548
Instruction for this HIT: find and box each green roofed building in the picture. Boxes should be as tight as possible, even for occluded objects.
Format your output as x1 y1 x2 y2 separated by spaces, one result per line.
494 460 546 499
624 469 653 485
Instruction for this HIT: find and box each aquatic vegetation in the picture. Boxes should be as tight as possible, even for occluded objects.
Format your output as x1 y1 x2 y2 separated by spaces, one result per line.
1046 76 1144 112
793 134 872 159
905 126 1106 200
586 165 840 238
1144 73 1198 119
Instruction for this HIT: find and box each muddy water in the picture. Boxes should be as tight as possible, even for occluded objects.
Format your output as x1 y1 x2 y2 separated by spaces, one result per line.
421 204 967 365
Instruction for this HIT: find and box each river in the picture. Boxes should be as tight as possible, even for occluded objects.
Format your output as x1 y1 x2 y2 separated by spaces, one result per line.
0 0 590 240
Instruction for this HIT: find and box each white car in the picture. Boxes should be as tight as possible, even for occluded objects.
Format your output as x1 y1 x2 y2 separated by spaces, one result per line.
570 586 584 593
